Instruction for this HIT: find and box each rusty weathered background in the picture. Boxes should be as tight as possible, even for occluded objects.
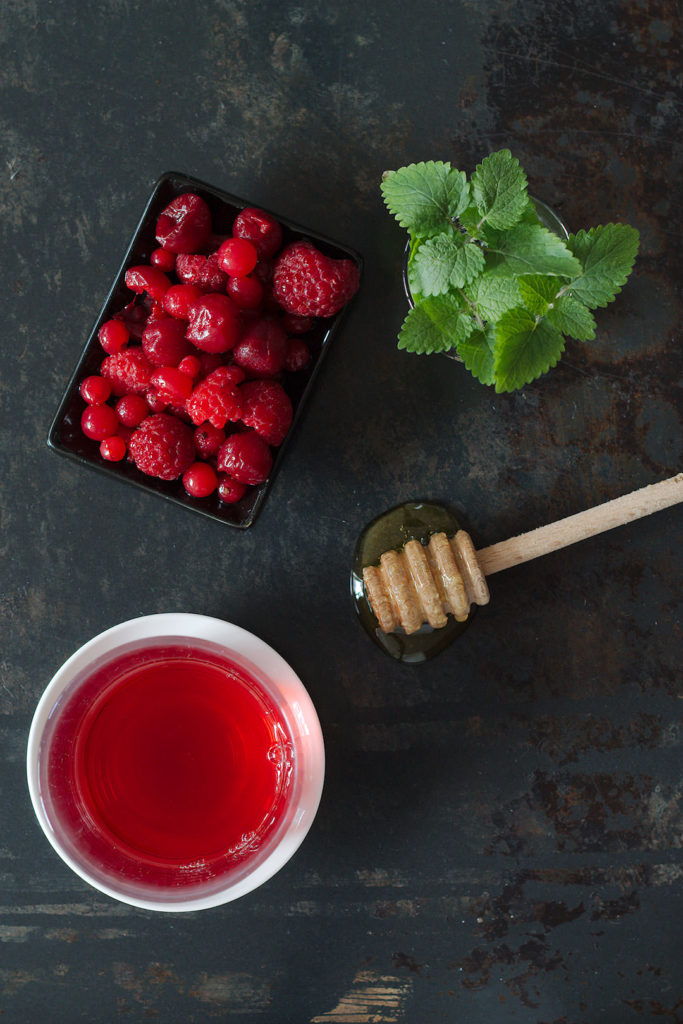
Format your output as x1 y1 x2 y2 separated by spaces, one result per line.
0 0 681 1021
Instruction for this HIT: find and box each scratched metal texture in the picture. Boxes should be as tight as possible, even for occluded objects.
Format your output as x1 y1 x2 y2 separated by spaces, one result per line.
0 0 681 1021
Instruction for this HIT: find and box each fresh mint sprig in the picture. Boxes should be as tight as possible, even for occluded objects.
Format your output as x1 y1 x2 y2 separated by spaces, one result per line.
381 151 639 392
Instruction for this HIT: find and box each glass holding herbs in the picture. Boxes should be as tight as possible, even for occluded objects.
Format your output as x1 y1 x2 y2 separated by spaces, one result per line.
381 150 639 392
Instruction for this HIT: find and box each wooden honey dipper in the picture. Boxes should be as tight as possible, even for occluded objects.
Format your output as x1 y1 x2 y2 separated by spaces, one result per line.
362 473 683 635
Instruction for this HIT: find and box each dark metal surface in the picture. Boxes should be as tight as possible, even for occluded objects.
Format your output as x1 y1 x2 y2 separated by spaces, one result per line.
1 1 681 1021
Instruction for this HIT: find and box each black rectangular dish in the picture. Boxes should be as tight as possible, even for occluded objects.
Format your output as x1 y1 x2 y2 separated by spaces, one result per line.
48 172 362 528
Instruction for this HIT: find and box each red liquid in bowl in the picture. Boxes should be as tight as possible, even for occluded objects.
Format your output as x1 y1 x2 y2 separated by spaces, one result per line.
41 642 295 892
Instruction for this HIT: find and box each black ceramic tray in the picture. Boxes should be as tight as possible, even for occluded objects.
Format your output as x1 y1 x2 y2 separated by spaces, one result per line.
48 172 362 528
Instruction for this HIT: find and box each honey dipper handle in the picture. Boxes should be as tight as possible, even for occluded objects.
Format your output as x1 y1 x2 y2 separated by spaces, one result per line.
476 472 683 576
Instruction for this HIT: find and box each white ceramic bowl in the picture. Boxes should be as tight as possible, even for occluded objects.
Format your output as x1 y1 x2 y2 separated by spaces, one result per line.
27 614 325 912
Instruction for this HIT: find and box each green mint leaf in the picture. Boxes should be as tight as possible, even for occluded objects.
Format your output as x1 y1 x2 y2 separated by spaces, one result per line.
518 274 562 315
546 295 596 341
381 162 470 239
566 223 639 308
493 308 565 392
456 325 496 386
471 149 529 230
465 275 521 320
398 295 474 355
411 234 485 296
487 223 582 278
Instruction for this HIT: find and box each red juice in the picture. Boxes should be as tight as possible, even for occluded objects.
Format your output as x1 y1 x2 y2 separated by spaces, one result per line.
42 642 294 887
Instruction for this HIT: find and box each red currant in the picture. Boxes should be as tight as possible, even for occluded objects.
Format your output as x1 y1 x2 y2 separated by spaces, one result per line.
100 435 127 461
182 461 218 498
150 247 176 272
217 473 248 503
194 422 225 458
217 237 258 278
81 404 119 441
98 319 129 354
80 375 112 405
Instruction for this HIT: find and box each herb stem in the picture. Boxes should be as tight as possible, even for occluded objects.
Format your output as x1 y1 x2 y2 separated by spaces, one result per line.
458 289 486 331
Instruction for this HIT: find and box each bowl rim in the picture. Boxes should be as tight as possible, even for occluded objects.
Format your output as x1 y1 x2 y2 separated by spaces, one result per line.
26 613 325 912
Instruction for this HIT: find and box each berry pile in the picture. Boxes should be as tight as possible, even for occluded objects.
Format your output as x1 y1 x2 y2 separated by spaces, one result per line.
75 192 360 507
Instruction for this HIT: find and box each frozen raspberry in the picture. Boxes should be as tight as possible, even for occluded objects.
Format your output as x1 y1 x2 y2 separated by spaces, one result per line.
217 474 248 504
162 283 203 320
233 207 283 260
125 265 171 302
284 337 311 373
182 462 218 498
273 241 359 317
175 252 228 293
186 294 241 353
101 347 154 396
186 366 244 429
233 317 287 377
194 422 225 458
128 414 195 481
217 430 273 485
155 193 212 254
239 379 293 446
141 318 191 367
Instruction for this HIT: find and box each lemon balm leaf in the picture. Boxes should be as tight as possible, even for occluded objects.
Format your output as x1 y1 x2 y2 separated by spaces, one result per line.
471 149 529 230
547 296 596 341
456 326 496 386
398 296 474 354
381 162 470 239
566 223 640 308
493 309 565 392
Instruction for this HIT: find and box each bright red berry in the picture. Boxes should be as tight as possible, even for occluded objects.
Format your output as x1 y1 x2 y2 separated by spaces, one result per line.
284 337 311 373
186 294 241 353
80 375 112 405
217 237 258 278
217 430 273 485
162 283 203 320
81 404 119 441
125 265 171 302
186 366 244 428
100 435 127 462
232 207 283 260
175 252 228 293
194 422 226 458
239 379 293 446
155 193 212 254
145 388 168 413
282 312 315 334
182 461 218 498
177 354 202 378
142 318 191 366
217 473 248 504
100 347 154 396
233 317 287 377
150 367 194 403
128 413 195 480
150 247 176 272
227 274 264 310
98 318 129 354
273 241 359 317
115 393 150 427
